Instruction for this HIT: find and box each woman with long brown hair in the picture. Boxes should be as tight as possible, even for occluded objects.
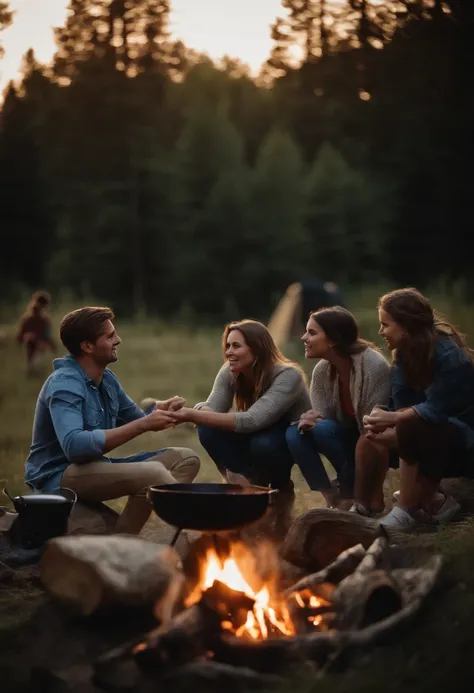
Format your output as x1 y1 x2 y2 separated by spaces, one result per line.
357 287 474 532
169 319 310 490
286 307 391 509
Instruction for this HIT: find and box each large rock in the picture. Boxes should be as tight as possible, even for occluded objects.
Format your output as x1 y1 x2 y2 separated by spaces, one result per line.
40 535 184 619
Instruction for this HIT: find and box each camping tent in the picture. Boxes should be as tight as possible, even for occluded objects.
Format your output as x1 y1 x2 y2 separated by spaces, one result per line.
267 280 345 346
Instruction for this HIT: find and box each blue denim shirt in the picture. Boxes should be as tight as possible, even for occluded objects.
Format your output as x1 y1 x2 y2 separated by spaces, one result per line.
391 337 474 449
25 355 145 492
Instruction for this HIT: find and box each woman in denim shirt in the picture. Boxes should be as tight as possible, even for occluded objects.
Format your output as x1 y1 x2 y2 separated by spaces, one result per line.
354 288 474 532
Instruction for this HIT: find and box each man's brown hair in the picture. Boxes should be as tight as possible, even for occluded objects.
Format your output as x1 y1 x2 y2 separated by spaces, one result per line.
59 307 115 357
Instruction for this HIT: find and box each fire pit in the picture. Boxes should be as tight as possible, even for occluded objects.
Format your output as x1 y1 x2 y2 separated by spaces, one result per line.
92 527 442 692
25 506 443 693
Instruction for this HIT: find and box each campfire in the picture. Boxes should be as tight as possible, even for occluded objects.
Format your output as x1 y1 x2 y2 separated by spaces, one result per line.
183 540 330 640
33 509 444 693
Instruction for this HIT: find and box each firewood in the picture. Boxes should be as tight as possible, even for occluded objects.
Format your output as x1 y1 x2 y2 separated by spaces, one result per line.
284 543 366 596
353 536 388 575
332 569 403 630
211 630 341 672
200 579 255 624
287 601 339 635
133 601 223 671
281 509 380 571
94 581 253 678
391 555 444 603
40 535 183 617
163 660 285 690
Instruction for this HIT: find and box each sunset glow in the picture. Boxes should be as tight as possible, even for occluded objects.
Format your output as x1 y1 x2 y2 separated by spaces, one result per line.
0 0 284 93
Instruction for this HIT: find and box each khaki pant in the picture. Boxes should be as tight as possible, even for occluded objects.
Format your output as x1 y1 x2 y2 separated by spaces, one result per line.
61 448 200 535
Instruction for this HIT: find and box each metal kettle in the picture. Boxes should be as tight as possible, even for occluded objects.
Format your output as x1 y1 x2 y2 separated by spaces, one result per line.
5 487 77 549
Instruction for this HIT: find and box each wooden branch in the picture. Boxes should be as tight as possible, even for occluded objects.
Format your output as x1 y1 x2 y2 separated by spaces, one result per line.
353 536 388 575
133 602 222 671
332 570 403 630
211 630 342 672
201 579 255 621
284 543 366 596
391 555 444 603
94 599 223 686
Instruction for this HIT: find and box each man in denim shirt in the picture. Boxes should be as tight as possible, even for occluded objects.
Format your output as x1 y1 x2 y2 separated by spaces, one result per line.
25 306 200 534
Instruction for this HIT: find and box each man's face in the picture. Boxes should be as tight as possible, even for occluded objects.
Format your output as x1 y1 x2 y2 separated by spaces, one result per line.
84 319 121 366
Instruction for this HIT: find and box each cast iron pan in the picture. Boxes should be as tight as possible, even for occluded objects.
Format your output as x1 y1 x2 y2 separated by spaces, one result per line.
148 483 277 532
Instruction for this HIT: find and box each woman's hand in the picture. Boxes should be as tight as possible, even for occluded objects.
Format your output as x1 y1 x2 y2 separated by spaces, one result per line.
365 426 396 446
363 407 397 434
167 407 198 424
297 409 323 433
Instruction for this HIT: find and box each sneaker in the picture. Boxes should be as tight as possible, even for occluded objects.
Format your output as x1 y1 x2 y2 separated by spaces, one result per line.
380 505 418 533
349 502 370 516
430 494 460 525
392 489 444 504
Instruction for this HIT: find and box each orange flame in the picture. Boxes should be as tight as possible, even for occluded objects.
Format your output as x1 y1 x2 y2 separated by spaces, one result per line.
186 545 305 640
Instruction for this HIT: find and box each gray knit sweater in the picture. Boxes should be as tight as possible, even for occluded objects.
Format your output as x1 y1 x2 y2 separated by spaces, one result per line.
196 363 311 433
309 348 391 434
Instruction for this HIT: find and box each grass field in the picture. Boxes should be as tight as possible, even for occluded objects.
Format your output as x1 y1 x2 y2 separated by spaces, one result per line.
2 287 474 691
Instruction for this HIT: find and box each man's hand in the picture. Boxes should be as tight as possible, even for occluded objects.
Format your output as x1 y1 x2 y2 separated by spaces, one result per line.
363 407 397 434
297 409 324 433
155 396 186 412
143 409 176 432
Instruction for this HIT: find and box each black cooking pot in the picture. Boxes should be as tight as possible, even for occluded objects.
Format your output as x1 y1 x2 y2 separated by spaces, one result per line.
10 487 77 549
148 483 277 533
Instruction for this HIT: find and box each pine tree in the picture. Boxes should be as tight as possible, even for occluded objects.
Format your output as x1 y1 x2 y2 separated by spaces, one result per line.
53 0 181 80
0 59 55 291
304 142 388 283
0 1 12 59
247 129 308 311
267 0 337 72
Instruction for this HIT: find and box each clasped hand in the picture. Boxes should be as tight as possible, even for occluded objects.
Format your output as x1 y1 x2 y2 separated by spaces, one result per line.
296 409 324 433
145 396 187 431
363 407 397 436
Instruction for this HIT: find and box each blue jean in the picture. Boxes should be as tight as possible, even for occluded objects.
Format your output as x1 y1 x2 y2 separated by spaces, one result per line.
285 419 359 498
197 423 294 489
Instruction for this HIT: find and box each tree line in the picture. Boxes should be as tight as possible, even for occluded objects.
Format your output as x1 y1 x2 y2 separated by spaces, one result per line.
0 1 473 321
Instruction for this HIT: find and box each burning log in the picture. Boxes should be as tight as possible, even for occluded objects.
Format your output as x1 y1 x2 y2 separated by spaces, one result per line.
284 543 366 596
94 579 246 682
94 602 221 687
211 630 342 672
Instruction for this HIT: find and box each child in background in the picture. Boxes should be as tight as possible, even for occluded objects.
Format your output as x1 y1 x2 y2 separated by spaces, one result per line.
17 291 56 374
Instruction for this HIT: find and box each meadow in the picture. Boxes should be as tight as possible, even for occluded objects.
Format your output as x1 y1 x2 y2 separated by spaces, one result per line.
2 285 474 692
